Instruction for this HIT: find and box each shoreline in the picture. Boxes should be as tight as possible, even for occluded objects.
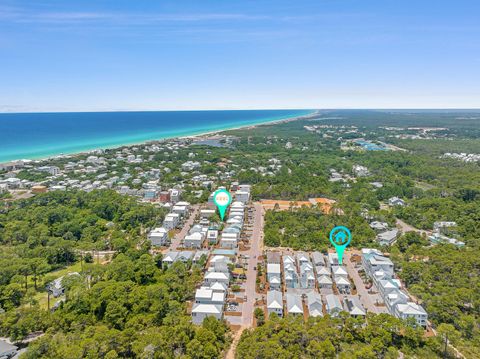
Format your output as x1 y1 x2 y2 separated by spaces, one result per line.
0 110 318 164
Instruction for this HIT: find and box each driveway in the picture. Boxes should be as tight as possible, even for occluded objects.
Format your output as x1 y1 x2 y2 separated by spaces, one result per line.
170 204 200 250
344 251 386 314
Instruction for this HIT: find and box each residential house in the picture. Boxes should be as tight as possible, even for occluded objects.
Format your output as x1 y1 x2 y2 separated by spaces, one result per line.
283 255 298 288
184 232 204 249
207 229 219 244
378 278 402 299
370 221 389 231
193 250 210 264
296 252 311 267
332 266 348 278
172 204 188 217
200 209 216 219
147 227 169 247
388 197 406 207
219 233 238 249
361 249 394 279
299 262 316 289
170 189 181 203
317 274 333 289
377 229 399 246
311 251 325 267
267 290 284 317
343 297 366 317
267 263 281 290
353 165 369 177
327 252 340 268
307 292 323 317
334 276 351 294
177 251 194 262
325 294 343 317
191 303 223 325
195 287 225 306
204 271 230 285
394 302 428 327
209 281 228 296
163 213 180 230
162 251 179 266
286 293 304 316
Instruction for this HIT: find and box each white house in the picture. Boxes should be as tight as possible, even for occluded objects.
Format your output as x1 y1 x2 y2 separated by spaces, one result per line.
200 209 216 219
343 297 366 317
162 251 179 266
286 293 303 316
332 266 348 278
377 229 399 246
299 263 316 289
172 205 188 217
267 263 281 290
184 232 204 249
378 278 402 299
296 252 311 267
361 249 394 279
283 258 299 288
163 213 180 230
204 271 230 285
207 229 219 244
353 165 370 177
267 290 284 317
327 253 340 268
370 221 389 231
388 197 406 207
193 250 210 264
317 274 333 289
311 252 324 266
395 302 428 327
147 227 169 247
209 281 228 295
334 276 351 294
177 251 194 262
325 294 343 317
307 292 323 317
195 287 225 305
220 233 238 249
191 303 223 325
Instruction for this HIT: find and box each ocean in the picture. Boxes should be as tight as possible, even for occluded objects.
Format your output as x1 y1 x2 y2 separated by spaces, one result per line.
0 109 313 162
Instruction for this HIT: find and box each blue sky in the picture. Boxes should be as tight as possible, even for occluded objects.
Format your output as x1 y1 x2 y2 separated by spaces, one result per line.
0 0 479 112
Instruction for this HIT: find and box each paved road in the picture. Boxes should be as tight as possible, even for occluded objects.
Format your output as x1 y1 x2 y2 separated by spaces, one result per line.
344 251 386 314
241 202 264 326
171 205 200 250
396 218 431 236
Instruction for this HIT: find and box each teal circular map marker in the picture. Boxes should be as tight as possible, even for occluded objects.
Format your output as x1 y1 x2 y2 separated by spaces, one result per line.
329 226 351 265
213 189 232 221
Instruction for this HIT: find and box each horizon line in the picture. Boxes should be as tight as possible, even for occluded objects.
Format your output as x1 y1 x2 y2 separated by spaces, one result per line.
1 107 480 115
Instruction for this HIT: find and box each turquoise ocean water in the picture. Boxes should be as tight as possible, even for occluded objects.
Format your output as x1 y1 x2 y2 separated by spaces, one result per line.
0 109 313 162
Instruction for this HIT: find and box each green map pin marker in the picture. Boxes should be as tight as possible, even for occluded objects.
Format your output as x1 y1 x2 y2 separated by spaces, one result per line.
213 189 232 221
329 226 352 265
